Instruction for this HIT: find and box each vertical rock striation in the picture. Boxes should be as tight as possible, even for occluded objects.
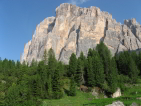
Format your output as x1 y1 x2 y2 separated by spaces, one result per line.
21 3 141 64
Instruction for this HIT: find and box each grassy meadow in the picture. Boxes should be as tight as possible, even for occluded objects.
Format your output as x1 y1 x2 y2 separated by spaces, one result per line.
41 79 141 106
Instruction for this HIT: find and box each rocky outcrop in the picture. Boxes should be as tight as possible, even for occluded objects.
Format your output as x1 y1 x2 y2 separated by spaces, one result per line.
130 102 139 106
21 3 141 64
105 101 124 106
112 88 121 98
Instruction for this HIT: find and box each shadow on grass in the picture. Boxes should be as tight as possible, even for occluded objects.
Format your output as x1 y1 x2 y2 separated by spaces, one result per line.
63 88 70 96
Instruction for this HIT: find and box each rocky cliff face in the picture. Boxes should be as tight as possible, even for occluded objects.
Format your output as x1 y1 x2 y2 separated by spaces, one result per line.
21 3 141 64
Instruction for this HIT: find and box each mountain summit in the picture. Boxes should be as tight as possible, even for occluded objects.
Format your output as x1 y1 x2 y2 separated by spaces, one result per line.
21 3 141 64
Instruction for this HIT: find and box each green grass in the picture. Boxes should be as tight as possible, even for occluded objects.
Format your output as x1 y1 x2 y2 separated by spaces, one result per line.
41 79 141 106
41 90 141 106
41 90 95 106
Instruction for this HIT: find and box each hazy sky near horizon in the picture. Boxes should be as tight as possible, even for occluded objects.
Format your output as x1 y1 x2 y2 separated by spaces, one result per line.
0 0 141 61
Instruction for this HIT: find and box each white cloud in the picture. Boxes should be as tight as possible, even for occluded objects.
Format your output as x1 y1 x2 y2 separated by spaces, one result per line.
68 0 89 5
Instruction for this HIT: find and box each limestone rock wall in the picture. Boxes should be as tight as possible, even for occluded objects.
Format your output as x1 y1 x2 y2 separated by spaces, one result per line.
21 3 141 64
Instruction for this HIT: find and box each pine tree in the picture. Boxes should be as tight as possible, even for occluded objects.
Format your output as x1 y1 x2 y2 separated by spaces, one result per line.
117 52 127 75
107 58 118 93
31 76 38 97
75 58 83 86
5 83 20 106
48 48 57 77
78 52 86 85
130 51 138 65
88 48 94 57
79 52 86 63
57 61 64 78
69 53 77 77
47 75 53 99
43 49 48 65
30 59 38 68
52 68 63 99
37 61 48 98
87 57 95 86
128 56 139 83
93 56 105 88
69 76 76 96
96 42 111 78
137 52 141 76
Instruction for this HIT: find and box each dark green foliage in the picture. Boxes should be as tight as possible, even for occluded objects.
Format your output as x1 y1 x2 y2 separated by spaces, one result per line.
75 58 83 86
1 42 141 106
96 42 111 78
137 52 141 76
130 51 138 64
52 68 63 99
87 49 105 88
107 58 118 93
5 83 20 106
87 56 95 86
47 48 57 77
117 51 130 75
57 61 64 78
37 61 47 98
93 56 105 88
43 49 48 65
69 76 76 96
116 51 139 83
78 52 87 85
47 75 53 99
69 53 77 76
128 56 139 83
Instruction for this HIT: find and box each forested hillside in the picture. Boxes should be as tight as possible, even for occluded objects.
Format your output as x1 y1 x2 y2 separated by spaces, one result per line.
0 42 141 106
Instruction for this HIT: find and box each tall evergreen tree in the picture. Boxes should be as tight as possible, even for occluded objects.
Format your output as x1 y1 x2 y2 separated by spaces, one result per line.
47 75 53 99
93 56 105 88
88 48 94 57
117 52 128 75
87 57 95 86
137 52 141 76
128 56 139 83
107 58 118 93
79 52 86 63
69 53 77 77
130 51 138 65
57 61 64 78
96 42 111 78
48 48 57 77
43 49 48 65
69 76 76 96
5 83 20 106
52 68 63 99
78 52 86 85
75 58 83 86
37 61 47 98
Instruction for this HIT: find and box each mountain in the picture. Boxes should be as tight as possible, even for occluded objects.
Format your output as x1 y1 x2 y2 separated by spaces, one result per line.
21 3 141 64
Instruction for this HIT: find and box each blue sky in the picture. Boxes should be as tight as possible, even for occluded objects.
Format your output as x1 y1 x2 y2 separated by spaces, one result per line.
0 0 141 61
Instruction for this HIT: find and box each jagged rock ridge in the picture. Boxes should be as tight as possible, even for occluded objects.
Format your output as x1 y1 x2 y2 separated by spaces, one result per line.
21 3 141 64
